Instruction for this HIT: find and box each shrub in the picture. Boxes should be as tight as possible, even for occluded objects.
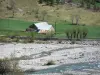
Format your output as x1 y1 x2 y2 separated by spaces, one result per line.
29 32 36 43
44 31 54 40
65 26 88 41
62 73 73 75
0 36 11 43
0 59 11 75
0 58 23 75
25 68 36 72
0 52 23 75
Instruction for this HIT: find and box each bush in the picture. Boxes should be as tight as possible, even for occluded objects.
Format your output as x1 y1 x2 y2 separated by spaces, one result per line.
0 58 22 75
0 36 12 43
0 59 11 74
44 31 54 40
0 53 23 75
62 73 73 75
25 68 36 72
28 32 36 43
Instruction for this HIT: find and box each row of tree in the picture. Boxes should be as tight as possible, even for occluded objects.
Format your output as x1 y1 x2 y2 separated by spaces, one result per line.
38 0 100 11
38 0 68 6
79 0 100 10
39 0 54 6
65 27 88 40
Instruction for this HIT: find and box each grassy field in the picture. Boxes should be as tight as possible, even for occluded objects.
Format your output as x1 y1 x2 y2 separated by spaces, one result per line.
0 19 100 39
52 21 100 38
0 19 33 31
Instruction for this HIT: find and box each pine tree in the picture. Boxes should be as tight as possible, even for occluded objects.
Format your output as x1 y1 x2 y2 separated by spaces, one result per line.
86 0 91 9
38 0 43 4
56 0 60 4
50 0 54 6
80 0 84 7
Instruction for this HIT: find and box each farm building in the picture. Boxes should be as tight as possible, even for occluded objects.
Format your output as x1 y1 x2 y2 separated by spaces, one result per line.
26 22 55 34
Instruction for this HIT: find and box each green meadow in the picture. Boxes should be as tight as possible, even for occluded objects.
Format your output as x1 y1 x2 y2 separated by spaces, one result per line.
52 21 100 38
0 19 100 39
0 19 33 31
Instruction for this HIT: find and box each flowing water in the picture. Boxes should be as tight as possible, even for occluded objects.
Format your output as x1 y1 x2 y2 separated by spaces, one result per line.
25 62 100 74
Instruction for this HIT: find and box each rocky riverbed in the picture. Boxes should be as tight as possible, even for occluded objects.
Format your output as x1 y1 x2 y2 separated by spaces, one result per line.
0 40 100 75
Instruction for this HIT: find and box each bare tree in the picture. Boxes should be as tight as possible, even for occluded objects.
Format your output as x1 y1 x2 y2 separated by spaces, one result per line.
0 0 3 17
34 8 39 19
70 15 74 25
42 10 47 21
71 14 80 25
75 15 80 25
9 0 16 18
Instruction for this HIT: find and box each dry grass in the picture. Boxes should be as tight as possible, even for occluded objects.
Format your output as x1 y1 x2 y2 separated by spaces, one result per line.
0 0 100 25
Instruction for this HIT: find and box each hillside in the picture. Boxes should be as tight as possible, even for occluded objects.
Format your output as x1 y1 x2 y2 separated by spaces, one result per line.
0 0 100 25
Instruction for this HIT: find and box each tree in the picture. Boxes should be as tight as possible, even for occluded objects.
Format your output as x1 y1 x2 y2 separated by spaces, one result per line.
82 27 88 39
75 15 80 25
65 29 70 39
42 10 47 21
45 0 49 5
56 0 60 4
71 15 74 25
50 0 54 6
65 29 72 40
29 32 36 43
65 27 88 41
34 8 39 19
39 0 55 6
96 0 100 2
71 14 80 25
80 0 84 7
45 31 54 40
38 0 43 4
9 0 16 18
87 2 91 9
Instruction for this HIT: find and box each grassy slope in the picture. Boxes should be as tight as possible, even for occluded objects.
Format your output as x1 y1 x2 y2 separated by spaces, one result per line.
0 0 100 25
